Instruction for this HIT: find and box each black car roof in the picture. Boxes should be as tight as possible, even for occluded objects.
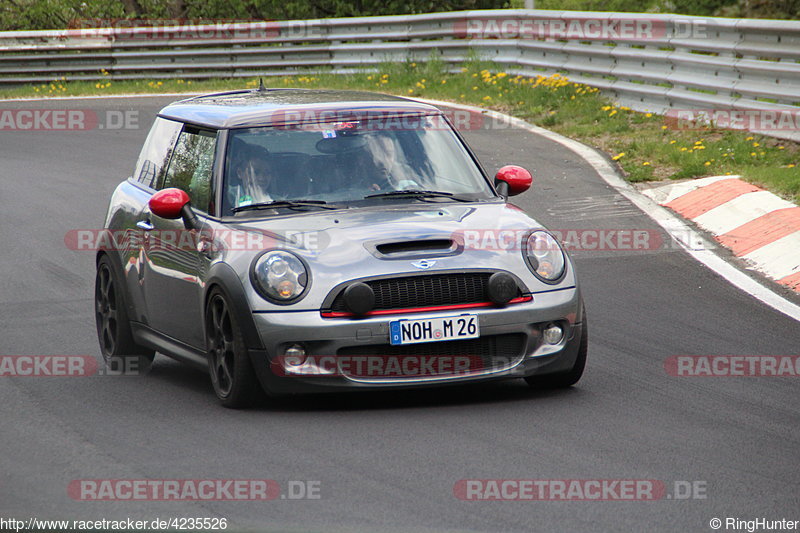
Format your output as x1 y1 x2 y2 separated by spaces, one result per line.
158 88 443 129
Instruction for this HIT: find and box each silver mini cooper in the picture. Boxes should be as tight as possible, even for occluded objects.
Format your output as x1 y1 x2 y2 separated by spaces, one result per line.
95 88 587 407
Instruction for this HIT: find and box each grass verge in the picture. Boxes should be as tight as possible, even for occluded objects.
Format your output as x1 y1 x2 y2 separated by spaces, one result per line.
2 60 798 203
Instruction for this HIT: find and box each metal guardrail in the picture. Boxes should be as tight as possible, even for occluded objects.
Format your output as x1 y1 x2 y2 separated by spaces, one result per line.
1 10 799 140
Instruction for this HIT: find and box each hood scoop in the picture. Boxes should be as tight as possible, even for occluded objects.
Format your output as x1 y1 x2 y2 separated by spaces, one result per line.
369 238 461 260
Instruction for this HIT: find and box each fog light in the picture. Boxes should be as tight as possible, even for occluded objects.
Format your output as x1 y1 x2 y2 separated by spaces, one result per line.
543 324 563 345
283 344 307 366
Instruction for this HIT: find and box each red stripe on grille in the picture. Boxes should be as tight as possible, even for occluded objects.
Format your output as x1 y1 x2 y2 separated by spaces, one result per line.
321 296 532 318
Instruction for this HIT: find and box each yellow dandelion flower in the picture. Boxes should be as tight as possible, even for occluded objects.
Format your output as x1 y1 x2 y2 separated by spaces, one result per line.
643 162 650 166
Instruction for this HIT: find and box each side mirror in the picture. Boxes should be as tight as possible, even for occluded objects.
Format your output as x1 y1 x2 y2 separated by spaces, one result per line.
149 188 198 230
494 165 533 197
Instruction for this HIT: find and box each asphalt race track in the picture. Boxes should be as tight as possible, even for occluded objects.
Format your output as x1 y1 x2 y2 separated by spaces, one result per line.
1 96 799 532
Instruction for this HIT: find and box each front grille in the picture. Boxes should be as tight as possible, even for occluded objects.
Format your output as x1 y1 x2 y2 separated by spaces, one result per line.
336 333 526 378
329 272 521 313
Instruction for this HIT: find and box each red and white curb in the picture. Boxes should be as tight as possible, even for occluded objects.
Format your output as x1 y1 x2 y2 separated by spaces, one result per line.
642 176 800 292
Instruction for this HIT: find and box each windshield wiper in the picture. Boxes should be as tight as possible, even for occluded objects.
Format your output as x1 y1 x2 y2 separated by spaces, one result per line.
364 189 472 202
232 200 343 213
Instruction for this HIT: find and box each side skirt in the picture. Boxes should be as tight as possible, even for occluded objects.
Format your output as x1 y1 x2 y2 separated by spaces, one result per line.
131 322 208 371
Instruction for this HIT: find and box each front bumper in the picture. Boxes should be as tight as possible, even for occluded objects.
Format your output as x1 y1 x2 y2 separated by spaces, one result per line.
248 287 583 395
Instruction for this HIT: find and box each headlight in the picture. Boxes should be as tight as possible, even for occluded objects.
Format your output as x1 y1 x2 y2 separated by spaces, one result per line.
524 230 566 282
251 250 309 303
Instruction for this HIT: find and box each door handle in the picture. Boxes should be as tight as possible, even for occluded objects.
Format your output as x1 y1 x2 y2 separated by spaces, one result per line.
136 220 154 231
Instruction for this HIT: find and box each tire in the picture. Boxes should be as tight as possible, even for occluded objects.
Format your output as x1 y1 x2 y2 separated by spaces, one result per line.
94 255 155 373
525 312 588 389
205 287 263 408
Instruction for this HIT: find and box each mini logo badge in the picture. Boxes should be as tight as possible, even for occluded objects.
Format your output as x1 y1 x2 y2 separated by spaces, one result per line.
411 259 437 269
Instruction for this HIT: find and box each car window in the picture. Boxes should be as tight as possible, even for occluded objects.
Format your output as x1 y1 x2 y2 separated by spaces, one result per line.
133 117 183 189
222 114 492 215
161 127 218 214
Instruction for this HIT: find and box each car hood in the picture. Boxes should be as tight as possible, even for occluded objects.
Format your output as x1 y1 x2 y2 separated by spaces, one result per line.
219 201 576 310
231 201 535 244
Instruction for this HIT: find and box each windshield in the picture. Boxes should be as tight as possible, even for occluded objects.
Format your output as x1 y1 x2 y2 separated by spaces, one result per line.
222 113 494 215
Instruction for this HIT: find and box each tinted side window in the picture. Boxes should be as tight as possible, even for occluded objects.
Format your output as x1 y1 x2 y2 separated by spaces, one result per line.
133 117 182 188
161 126 217 214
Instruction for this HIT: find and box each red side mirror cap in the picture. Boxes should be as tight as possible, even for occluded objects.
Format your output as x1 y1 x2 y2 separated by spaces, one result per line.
495 165 533 196
149 188 190 219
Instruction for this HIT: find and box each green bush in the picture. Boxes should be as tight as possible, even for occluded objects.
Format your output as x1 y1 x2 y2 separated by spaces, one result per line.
3 0 798 31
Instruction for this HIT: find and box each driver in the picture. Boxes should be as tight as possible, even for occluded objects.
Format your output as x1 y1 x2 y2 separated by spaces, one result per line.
228 143 275 208
364 132 420 191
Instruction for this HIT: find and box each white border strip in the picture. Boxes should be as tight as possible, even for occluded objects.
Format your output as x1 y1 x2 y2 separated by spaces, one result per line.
417 97 800 323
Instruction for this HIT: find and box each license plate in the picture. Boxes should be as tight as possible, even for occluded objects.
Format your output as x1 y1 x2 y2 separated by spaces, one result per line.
389 314 479 345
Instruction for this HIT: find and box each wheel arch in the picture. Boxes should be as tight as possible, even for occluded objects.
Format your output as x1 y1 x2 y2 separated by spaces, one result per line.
203 262 265 350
